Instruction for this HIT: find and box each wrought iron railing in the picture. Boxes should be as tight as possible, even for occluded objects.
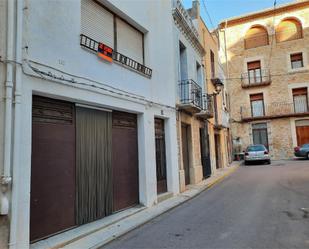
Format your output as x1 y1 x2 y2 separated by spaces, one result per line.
80 34 152 78
201 94 214 114
179 79 202 108
241 101 309 120
241 69 271 87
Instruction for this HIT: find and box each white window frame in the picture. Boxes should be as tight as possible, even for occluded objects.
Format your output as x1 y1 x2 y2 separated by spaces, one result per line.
287 49 309 73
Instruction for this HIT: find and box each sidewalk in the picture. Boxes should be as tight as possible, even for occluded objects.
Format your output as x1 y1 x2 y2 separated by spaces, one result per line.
33 162 241 249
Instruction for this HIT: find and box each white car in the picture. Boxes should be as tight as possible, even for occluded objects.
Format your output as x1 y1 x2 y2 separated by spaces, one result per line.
244 144 271 165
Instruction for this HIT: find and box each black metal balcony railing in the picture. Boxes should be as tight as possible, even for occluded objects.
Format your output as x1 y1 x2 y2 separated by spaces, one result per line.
241 69 271 88
240 102 309 121
179 79 202 109
201 94 214 113
80 34 152 78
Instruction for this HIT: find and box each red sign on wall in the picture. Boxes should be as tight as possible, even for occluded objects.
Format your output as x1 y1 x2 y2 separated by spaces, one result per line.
98 43 113 62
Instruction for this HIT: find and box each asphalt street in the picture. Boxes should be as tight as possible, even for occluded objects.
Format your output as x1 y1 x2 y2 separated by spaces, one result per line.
103 160 309 249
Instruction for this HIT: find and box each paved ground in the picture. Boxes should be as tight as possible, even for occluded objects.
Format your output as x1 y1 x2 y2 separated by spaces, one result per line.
103 160 309 249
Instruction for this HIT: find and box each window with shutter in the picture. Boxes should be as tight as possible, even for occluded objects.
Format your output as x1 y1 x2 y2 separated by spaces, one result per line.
276 18 303 42
244 26 269 49
293 88 308 113
290 53 304 69
247 61 262 84
250 93 264 117
81 0 114 48
116 17 144 64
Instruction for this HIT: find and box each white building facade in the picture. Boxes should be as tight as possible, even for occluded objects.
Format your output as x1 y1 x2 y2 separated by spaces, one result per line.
0 0 181 248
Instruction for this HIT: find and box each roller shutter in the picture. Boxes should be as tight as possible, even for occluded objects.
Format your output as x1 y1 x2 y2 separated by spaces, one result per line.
81 0 114 47
116 17 143 64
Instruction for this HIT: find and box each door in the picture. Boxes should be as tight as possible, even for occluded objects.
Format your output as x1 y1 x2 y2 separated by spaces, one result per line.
112 111 139 212
215 134 221 169
252 123 269 149
75 106 113 225
30 96 76 242
200 126 211 178
155 118 167 194
181 124 190 185
296 120 309 146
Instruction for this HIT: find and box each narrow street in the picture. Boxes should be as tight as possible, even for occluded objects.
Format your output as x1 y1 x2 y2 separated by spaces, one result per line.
104 160 309 249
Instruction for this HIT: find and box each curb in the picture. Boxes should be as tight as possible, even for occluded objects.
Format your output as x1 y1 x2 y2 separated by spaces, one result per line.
95 163 241 249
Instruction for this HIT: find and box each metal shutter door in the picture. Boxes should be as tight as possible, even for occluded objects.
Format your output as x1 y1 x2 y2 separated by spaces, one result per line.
116 18 143 64
81 0 114 47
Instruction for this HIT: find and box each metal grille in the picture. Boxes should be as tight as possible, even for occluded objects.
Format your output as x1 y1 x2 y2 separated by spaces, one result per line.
80 34 152 78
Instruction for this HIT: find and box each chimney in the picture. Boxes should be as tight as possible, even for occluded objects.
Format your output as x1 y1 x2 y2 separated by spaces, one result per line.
188 0 200 19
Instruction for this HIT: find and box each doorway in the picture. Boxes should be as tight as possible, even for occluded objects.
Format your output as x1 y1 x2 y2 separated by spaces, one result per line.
200 125 211 178
214 133 221 169
155 118 167 194
181 124 190 185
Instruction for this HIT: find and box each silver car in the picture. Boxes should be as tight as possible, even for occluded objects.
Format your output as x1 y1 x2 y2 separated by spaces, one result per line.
244 144 271 165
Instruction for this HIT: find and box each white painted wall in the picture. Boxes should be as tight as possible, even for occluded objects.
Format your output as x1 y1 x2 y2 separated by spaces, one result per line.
3 0 181 248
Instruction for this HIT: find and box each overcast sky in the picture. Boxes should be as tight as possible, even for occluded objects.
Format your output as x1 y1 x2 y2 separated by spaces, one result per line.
182 0 294 29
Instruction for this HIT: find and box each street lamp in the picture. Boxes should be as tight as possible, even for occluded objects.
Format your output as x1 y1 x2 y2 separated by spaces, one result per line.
211 78 224 95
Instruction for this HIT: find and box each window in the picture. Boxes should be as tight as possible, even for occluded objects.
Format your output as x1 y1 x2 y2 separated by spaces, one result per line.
179 41 188 81
196 62 202 85
250 93 264 117
276 18 303 43
290 53 304 69
247 61 262 84
81 0 144 64
244 25 269 49
81 0 114 47
252 123 269 149
210 50 215 78
293 88 308 113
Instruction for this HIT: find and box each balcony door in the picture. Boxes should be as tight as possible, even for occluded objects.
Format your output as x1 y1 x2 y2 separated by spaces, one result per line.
250 93 265 117
293 88 308 113
247 61 262 84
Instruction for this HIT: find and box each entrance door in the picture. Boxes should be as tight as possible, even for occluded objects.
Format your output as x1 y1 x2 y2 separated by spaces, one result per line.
214 133 221 169
155 118 167 194
200 126 211 178
30 96 76 242
112 111 139 212
252 123 269 149
296 120 309 146
181 124 190 185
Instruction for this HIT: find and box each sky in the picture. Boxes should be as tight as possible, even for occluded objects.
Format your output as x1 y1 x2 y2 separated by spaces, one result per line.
182 0 294 29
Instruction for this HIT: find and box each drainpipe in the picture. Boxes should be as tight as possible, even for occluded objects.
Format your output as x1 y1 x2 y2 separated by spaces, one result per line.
224 20 229 81
9 0 23 247
1 0 15 215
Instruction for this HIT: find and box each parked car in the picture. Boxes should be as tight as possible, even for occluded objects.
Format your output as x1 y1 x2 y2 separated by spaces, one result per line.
244 144 271 165
294 144 309 159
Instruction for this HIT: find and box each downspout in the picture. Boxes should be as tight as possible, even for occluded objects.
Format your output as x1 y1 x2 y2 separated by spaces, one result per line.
224 20 229 81
1 0 15 215
9 0 23 247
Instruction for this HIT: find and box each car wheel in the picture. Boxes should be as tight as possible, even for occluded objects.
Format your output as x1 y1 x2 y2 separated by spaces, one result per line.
307 153 309 160
244 161 248 165
267 160 271 165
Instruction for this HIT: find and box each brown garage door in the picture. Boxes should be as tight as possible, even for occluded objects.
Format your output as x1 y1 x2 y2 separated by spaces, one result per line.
112 111 139 212
30 96 76 242
296 126 309 146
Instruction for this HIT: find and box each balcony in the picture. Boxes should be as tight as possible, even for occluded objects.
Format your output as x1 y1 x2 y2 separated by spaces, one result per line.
195 94 214 119
178 79 202 113
240 102 309 122
241 69 271 88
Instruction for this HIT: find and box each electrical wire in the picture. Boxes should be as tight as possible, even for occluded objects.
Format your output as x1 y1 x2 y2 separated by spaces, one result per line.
201 0 215 30
22 60 177 110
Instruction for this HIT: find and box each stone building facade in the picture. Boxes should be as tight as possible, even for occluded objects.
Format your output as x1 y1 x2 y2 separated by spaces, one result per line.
218 0 309 160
